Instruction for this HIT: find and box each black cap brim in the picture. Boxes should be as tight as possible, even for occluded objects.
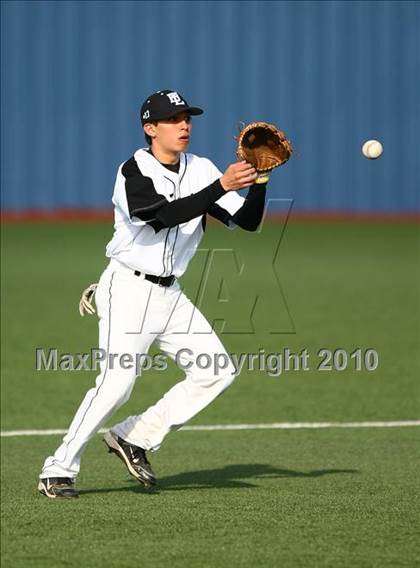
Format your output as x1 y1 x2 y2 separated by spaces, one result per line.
184 107 204 116
155 106 204 121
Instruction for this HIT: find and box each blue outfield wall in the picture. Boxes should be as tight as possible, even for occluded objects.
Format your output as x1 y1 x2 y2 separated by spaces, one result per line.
1 0 418 213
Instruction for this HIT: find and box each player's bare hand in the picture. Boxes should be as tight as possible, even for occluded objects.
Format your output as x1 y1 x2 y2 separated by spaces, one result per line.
220 161 258 191
79 283 98 317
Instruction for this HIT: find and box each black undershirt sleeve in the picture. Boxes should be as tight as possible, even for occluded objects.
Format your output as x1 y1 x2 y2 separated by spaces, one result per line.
153 180 225 228
208 183 267 231
231 183 267 231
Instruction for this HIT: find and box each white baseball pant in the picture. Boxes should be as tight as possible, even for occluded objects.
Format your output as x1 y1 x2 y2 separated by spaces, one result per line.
40 259 236 479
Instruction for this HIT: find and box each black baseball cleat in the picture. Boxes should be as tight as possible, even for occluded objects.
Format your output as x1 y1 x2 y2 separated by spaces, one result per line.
38 477 79 499
103 430 156 487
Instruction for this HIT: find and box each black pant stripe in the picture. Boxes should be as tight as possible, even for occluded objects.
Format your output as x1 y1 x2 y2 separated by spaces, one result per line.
42 271 115 473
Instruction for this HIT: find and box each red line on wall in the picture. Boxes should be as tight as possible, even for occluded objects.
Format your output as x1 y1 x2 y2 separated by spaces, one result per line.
1 209 419 223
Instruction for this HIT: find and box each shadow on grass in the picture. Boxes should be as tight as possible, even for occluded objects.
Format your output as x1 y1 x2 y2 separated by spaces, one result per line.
79 464 359 495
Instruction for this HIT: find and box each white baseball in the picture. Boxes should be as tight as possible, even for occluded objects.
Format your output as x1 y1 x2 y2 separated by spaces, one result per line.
362 139 383 159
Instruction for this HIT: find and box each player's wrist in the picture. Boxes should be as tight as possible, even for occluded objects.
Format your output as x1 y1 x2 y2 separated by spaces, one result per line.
219 175 231 191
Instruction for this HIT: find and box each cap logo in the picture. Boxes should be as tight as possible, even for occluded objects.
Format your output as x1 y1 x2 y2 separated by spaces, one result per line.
142 110 150 119
167 92 185 106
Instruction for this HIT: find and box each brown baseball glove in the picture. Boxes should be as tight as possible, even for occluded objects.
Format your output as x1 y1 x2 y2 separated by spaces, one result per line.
236 121 293 183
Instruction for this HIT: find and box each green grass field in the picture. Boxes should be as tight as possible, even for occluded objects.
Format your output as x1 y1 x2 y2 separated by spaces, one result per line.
1 220 419 567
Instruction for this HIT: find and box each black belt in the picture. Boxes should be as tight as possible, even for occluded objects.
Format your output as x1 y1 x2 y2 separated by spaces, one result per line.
134 270 175 287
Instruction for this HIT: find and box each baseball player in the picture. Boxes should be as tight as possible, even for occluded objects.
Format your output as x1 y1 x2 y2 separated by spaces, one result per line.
38 90 268 498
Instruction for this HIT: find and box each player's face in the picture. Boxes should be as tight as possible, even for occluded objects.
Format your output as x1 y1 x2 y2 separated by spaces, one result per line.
150 111 192 153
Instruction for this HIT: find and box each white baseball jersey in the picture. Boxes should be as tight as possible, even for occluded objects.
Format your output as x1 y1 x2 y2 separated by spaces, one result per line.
105 148 245 277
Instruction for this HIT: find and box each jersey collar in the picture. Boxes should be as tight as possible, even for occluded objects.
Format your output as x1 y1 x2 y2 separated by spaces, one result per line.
139 148 187 181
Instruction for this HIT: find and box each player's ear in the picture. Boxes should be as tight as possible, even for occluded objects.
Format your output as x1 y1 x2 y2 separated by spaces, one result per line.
144 123 157 139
